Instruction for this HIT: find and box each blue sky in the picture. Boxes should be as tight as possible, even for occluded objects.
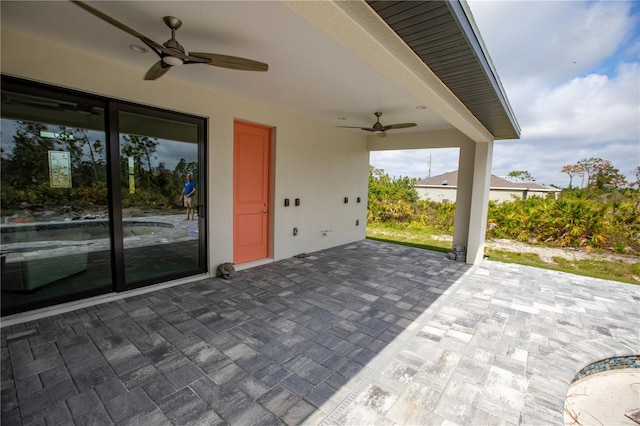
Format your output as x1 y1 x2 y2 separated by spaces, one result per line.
370 0 639 188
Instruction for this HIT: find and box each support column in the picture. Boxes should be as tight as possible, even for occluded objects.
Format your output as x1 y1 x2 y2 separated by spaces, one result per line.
452 141 474 251
467 140 494 264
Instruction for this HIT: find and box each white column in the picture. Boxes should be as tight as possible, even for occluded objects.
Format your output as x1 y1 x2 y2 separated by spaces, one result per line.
452 141 474 250
466 141 494 264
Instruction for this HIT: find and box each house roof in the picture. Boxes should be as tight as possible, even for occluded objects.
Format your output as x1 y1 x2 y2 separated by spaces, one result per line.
1 1 519 142
367 1 520 140
416 171 561 192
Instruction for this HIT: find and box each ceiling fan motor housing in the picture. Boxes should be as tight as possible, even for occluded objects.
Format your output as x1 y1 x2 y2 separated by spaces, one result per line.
162 40 185 66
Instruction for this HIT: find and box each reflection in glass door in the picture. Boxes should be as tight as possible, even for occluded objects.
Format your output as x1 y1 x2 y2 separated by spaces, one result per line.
118 110 203 288
1 78 207 315
1 90 112 313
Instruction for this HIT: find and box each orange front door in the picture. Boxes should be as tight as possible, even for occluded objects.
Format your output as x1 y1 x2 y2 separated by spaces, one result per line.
233 121 271 264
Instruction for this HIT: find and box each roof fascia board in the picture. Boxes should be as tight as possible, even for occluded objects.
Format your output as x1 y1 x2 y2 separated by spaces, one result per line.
490 186 560 191
452 1 521 138
281 0 494 143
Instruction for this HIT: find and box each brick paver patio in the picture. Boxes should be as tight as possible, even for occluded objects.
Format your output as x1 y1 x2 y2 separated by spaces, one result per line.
1 240 638 425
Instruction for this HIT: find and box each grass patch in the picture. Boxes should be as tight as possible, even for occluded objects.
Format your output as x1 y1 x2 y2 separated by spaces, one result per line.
366 235 450 254
484 251 639 285
483 248 545 268
366 223 452 252
367 223 640 285
551 257 640 284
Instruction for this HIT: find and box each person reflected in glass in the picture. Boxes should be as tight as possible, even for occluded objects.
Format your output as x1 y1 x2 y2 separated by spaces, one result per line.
180 173 196 220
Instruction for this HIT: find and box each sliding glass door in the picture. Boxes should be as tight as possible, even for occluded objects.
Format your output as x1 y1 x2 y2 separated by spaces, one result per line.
117 109 204 289
1 89 112 312
1 77 207 315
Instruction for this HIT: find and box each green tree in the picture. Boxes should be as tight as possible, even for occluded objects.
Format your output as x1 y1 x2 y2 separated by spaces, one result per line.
174 158 198 181
631 166 640 188
571 158 628 190
593 160 627 189
121 134 159 189
508 170 535 182
368 166 419 223
121 135 159 173
561 164 584 189
3 121 55 187
581 158 627 190
577 158 599 187
70 128 105 182
368 166 419 203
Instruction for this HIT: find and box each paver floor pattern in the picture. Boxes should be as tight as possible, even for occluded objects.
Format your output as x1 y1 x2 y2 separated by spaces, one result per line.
1 241 466 425
332 254 639 425
1 240 639 425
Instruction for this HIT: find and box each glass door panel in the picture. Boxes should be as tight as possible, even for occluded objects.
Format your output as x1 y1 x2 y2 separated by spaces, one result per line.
118 111 202 288
1 78 207 315
1 91 111 313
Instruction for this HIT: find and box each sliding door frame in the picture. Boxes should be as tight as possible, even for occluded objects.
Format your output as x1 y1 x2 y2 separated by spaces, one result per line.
1 75 208 315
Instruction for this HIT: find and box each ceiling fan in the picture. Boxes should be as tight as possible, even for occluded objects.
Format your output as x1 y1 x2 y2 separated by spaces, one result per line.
71 0 268 80
336 112 416 137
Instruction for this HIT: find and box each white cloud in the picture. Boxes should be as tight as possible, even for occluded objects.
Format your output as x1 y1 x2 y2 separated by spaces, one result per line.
522 62 639 142
369 148 460 179
469 0 636 84
493 139 639 187
371 1 640 189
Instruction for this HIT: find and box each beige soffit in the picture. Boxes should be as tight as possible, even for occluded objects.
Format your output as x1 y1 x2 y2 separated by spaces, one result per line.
282 0 496 143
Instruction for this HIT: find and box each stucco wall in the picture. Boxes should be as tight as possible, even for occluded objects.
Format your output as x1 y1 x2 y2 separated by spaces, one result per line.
488 190 524 203
417 186 560 206
416 187 457 203
1 29 369 274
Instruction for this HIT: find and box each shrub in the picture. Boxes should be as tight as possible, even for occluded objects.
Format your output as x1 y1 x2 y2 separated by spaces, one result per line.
367 169 639 255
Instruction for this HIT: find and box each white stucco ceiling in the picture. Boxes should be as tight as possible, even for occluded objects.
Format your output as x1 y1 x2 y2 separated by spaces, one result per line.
1 1 457 135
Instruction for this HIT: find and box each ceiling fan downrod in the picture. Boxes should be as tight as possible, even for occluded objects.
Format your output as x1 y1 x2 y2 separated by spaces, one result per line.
161 16 184 66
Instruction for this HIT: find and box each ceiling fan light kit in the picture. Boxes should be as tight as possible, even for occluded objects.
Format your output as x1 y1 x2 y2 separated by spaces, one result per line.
162 56 183 67
71 0 268 80
336 112 416 137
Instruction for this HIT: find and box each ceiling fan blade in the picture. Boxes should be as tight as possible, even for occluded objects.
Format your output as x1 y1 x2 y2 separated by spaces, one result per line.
336 126 371 130
71 1 147 40
189 52 268 71
144 61 171 80
72 1 173 56
387 123 417 129
337 113 415 134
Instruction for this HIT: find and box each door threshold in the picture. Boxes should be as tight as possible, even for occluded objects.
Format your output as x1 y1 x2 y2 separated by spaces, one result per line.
1 273 209 328
234 258 274 271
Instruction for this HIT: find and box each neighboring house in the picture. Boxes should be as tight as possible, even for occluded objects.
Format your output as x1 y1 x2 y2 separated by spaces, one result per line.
416 171 561 203
0 1 519 315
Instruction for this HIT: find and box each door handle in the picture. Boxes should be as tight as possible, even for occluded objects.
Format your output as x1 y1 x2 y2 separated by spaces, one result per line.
263 209 268 214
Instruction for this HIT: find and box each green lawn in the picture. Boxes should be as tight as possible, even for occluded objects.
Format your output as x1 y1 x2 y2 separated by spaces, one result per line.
366 223 640 285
